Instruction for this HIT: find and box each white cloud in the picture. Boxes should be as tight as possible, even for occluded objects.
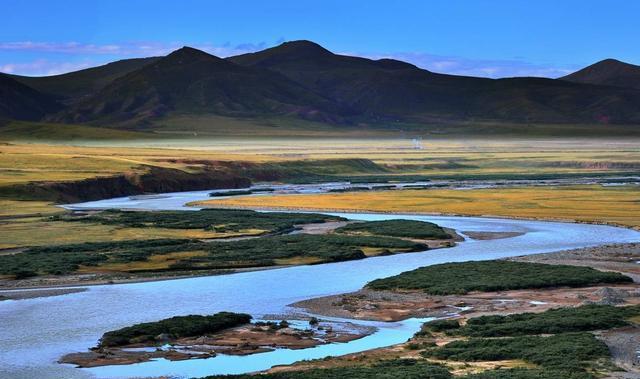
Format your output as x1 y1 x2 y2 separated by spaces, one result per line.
0 59 94 76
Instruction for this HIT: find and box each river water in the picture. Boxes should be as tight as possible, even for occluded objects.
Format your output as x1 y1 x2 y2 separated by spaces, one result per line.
1 188 640 379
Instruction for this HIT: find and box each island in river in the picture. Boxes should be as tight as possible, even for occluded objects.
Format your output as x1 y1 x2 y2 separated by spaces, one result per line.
60 312 374 368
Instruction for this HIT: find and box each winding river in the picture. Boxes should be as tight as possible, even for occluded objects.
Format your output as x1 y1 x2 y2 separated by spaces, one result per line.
1 185 640 379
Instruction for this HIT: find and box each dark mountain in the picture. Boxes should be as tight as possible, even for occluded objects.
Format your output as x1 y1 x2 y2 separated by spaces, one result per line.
51 47 346 126
561 59 640 90
0 74 62 121
229 41 640 124
3 41 640 129
10 57 159 104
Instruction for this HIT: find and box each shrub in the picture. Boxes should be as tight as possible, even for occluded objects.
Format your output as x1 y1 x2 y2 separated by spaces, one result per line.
336 219 450 240
367 260 632 295
99 312 251 348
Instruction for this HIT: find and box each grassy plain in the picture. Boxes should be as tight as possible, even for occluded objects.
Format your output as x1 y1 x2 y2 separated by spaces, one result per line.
1 138 639 187
0 216 260 249
1 137 638 253
199 185 640 228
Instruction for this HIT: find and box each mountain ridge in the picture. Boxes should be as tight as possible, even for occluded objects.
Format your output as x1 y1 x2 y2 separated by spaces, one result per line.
0 74 62 121
561 58 640 90
49 46 347 126
1 41 640 131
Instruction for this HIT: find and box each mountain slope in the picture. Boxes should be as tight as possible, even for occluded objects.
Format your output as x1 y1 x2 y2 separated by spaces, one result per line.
51 47 346 126
561 59 640 90
0 74 62 121
10 57 159 104
230 41 640 124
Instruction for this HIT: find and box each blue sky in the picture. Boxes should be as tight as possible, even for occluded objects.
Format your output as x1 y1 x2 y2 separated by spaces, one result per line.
3 0 639 77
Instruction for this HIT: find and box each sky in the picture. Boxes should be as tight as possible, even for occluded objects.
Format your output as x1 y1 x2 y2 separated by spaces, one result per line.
2 0 639 78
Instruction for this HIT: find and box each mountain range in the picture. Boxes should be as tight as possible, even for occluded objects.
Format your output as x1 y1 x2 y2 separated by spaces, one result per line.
2 40 640 132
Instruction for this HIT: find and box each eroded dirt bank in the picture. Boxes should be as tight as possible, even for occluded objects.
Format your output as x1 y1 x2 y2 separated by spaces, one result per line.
1 166 251 203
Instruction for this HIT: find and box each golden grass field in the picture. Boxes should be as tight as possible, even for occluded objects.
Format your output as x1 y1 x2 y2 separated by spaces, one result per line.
0 137 638 251
0 213 266 249
196 185 640 229
2 138 639 186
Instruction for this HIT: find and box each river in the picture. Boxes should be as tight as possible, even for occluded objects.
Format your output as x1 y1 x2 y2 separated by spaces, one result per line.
1 187 639 379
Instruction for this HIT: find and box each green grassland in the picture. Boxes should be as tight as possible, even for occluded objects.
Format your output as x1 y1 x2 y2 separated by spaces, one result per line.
366 260 632 294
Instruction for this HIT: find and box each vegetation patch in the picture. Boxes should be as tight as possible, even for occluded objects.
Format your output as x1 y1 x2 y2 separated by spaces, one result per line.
54 209 344 234
202 359 452 379
465 367 596 379
99 312 251 348
0 234 427 277
423 332 610 374
366 260 632 295
209 190 254 197
336 219 450 239
443 304 640 337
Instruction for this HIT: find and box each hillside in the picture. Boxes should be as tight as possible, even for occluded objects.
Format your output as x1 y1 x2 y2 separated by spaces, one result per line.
50 47 346 126
230 41 640 125
0 74 61 121
561 59 640 90
10 57 159 104
2 41 640 131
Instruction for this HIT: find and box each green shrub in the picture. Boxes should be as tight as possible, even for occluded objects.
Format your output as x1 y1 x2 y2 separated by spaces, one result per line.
425 319 461 333
53 209 345 234
99 312 251 348
336 219 450 239
423 332 610 373
456 304 640 337
202 359 452 379
367 260 632 295
466 368 595 379
0 234 427 277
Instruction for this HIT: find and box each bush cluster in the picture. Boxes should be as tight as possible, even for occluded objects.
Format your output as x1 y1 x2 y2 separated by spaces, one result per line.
367 260 632 295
